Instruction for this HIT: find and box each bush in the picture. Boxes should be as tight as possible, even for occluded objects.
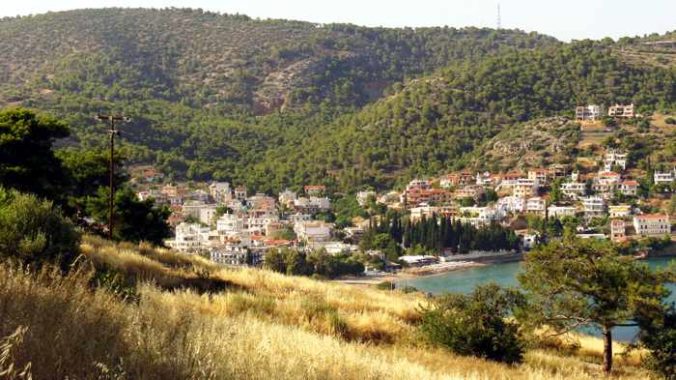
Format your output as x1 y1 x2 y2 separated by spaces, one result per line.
420 283 525 364
665 117 676 125
0 187 80 270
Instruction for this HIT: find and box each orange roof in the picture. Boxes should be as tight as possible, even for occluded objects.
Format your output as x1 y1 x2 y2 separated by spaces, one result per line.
621 180 639 186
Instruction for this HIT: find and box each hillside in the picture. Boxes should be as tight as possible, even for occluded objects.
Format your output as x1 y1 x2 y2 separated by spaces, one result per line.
0 9 673 192
0 236 654 379
466 117 581 172
251 41 675 191
0 8 556 113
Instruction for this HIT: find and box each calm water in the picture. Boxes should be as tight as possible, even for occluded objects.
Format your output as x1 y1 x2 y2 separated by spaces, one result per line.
405 257 675 342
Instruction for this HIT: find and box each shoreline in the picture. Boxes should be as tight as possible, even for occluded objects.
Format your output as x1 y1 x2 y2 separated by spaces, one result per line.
335 251 524 286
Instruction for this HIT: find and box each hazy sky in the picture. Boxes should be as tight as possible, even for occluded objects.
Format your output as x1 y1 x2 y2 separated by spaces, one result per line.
1 0 674 42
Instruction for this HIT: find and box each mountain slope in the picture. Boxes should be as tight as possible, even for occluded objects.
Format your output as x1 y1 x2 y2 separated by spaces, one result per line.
0 8 557 113
249 41 674 191
0 9 673 192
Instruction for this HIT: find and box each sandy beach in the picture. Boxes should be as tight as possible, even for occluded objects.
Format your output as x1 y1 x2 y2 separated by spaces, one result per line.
335 251 524 286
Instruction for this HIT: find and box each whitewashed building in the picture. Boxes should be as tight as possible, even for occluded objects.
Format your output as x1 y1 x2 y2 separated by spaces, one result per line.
526 197 546 214
581 196 606 217
561 181 586 200
209 182 232 204
633 214 671 237
547 205 577 218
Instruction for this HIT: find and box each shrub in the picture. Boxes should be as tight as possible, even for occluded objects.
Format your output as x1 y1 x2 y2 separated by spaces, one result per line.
420 283 525 364
376 281 395 290
0 187 80 270
665 117 676 125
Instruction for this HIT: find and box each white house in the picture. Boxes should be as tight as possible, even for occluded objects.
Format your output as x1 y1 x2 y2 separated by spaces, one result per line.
166 222 211 253
210 245 251 266
199 205 219 226
547 205 577 218
399 255 438 266
575 105 603 121
511 178 539 198
581 196 605 217
294 221 333 245
527 169 549 185
526 197 546 214
216 213 245 235
209 182 232 204
608 104 635 118
321 241 359 255
406 179 431 192
278 189 297 208
497 196 525 213
633 214 670 237
356 190 376 206
609 204 632 218
654 170 675 185
410 205 440 222
619 180 639 196
561 181 586 200
603 149 628 171
457 206 504 227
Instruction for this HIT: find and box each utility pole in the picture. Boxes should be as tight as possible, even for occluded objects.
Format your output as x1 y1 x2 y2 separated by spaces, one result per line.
96 114 131 239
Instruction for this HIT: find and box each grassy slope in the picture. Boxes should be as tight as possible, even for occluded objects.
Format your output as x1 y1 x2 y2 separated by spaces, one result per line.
0 237 655 379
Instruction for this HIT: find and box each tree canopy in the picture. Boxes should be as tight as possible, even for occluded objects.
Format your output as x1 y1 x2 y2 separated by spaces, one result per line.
518 238 671 373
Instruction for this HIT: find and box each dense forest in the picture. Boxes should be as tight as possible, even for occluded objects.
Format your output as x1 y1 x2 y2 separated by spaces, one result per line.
0 8 673 193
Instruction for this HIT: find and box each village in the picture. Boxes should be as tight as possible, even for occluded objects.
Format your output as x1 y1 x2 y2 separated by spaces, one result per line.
131 103 675 275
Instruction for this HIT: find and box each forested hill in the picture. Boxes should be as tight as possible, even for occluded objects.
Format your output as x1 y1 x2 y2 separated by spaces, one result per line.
0 8 556 113
0 8 673 193
250 41 675 191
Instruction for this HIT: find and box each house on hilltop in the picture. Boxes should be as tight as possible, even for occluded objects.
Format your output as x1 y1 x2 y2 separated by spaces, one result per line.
608 104 635 118
575 104 603 121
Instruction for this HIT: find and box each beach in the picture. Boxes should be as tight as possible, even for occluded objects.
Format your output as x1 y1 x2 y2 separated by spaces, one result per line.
335 251 524 286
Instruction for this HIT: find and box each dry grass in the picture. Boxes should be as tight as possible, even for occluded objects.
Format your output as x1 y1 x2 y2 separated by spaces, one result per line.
0 238 659 379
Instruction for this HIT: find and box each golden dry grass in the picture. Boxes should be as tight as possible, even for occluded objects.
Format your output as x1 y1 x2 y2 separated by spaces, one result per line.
0 238 659 379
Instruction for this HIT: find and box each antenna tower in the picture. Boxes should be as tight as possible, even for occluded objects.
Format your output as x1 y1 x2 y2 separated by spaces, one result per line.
497 3 501 30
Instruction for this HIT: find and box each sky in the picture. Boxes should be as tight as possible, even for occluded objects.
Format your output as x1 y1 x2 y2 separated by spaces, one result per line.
1 0 674 42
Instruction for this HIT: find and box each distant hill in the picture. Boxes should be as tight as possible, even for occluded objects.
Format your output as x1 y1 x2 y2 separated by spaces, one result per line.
0 9 673 192
0 8 556 113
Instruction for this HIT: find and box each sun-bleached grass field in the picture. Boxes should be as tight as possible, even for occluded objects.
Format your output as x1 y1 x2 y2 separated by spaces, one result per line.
0 237 658 379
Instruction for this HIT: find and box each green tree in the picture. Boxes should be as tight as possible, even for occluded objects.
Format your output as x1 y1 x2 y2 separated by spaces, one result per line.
0 108 70 201
0 187 80 271
283 249 311 275
86 187 170 245
56 148 127 215
263 248 286 273
420 283 526 364
549 178 563 204
636 304 676 379
518 239 670 373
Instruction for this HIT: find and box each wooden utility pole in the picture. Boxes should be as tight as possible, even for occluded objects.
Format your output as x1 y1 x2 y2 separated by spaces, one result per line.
96 114 131 239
